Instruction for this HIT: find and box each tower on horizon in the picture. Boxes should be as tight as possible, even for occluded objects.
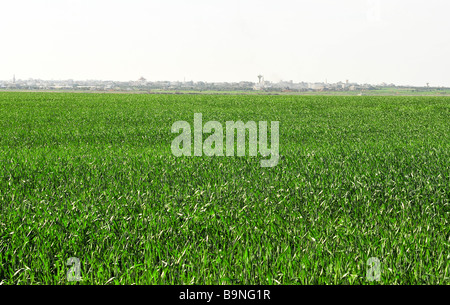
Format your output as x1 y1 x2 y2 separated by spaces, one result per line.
13 74 15 83
254 75 265 91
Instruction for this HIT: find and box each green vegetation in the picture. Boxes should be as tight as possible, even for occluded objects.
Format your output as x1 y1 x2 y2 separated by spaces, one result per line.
371 87 450 96
0 92 448 284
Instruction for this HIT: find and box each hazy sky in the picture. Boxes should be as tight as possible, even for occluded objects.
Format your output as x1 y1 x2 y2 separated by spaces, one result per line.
1 0 449 86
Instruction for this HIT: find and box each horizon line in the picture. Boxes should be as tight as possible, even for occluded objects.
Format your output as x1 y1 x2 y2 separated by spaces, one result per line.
2 77 449 88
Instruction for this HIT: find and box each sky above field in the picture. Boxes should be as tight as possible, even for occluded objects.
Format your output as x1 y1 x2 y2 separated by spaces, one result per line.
1 0 449 86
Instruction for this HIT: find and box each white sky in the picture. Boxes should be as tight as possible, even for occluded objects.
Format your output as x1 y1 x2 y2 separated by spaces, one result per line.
1 0 449 86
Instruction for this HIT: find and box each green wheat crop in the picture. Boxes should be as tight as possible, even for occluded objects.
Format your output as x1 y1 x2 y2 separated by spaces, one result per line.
0 92 448 284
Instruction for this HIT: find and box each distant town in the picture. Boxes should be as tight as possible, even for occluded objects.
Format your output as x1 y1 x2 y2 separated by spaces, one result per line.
1 75 449 94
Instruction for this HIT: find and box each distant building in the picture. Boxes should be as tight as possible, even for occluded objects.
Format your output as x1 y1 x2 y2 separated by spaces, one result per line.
253 75 265 90
309 83 325 91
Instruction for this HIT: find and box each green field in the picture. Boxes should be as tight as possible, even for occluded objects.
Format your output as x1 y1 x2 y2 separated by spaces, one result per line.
0 92 448 284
